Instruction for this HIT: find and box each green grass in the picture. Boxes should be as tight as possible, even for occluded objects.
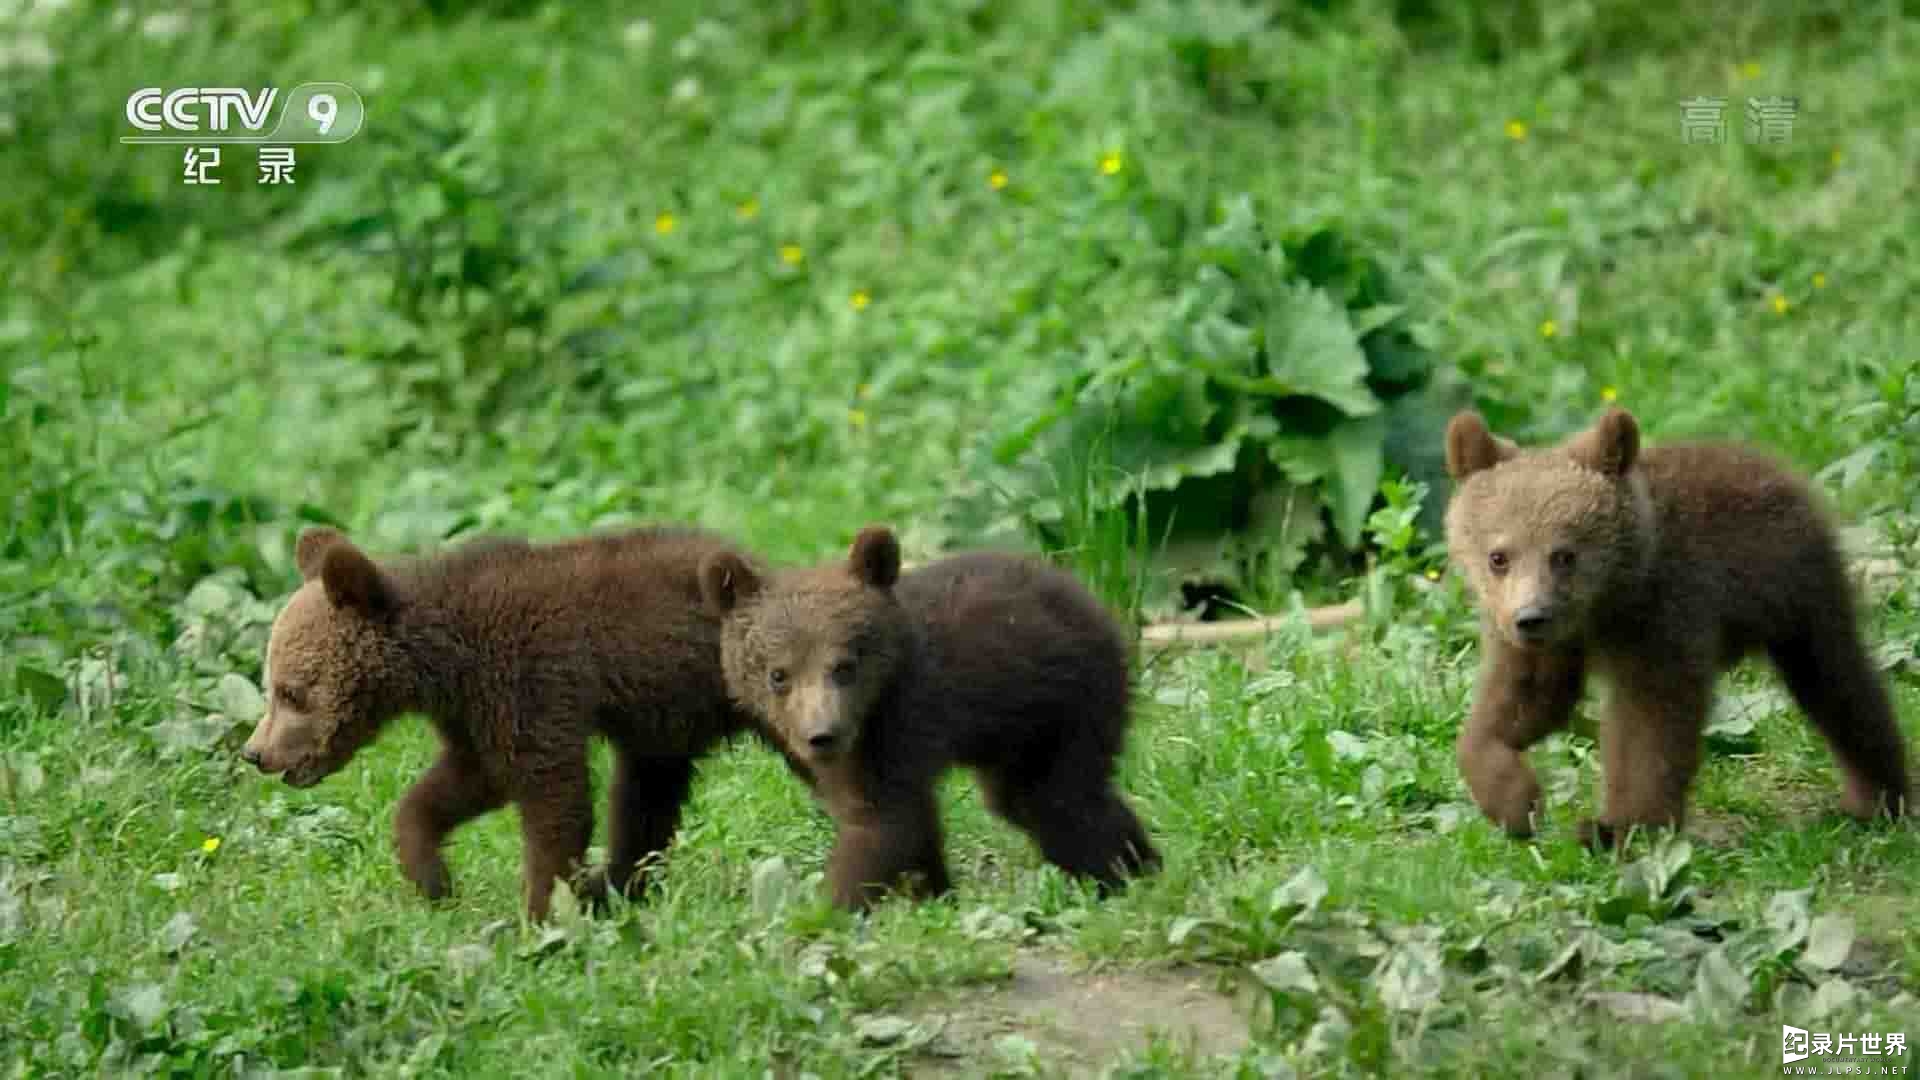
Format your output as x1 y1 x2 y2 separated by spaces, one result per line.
5 1 1920 1075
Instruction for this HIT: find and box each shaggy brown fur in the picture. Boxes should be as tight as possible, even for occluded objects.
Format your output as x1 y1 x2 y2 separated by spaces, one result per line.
241 525 789 919
1444 407 1911 847
699 527 1160 910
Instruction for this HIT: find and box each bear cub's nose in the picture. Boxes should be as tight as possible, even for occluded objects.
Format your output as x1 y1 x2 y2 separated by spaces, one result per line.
1513 606 1552 638
241 747 264 768
807 732 839 752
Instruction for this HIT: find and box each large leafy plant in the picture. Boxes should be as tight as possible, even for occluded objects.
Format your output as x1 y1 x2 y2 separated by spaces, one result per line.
949 195 1469 616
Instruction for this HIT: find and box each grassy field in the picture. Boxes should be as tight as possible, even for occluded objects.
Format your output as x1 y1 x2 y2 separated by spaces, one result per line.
5 1 1920 1075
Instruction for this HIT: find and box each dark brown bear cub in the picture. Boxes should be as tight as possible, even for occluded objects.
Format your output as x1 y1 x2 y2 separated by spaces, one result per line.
1444 406 1911 848
699 526 1160 909
242 525 783 920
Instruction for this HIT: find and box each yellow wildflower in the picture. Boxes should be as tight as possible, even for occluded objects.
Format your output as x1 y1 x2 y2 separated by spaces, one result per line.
1771 294 1790 315
654 212 676 236
1601 386 1618 403
1739 61 1761 80
1812 272 1827 289
1505 120 1528 141
779 244 804 266
201 837 221 854
736 198 759 220
989 169 1009 191
1830 148 1843 167
850 289 871 311
1098 151 1123 176
1539 319 1558 339
848 409 868 429
1424 568 1440 581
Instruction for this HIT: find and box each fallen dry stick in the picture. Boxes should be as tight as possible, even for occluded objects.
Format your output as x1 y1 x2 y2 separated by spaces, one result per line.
1139 599 1365 649
897 558 1368 652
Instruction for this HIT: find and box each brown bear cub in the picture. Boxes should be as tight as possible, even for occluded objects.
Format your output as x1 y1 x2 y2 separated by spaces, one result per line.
1444 407 1910 848
242 525 789 920
699 526 1160 910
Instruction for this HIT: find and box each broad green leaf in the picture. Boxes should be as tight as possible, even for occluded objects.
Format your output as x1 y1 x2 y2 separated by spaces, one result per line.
1706 690 1786 754
1654 838 1695 891
1323 413 1388 549
218 673 266 721
1265 428 1333 487
1376 941 1445 1012
1803 914 1855 971
1262 283 1380 418
1168 915 1220 947
111 982 169 1032
1270 865 1329 921
1690 946 1750 1016
1251 951 1319 995
148 715 230 756
1326 730 1369 762
1300 1006 1352 1060
158 911 198 955
1764 888 1814 954
1536 936 1589 983
182 577 242 619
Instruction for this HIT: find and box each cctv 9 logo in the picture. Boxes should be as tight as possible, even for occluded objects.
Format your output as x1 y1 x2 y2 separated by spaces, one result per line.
123 82 365 143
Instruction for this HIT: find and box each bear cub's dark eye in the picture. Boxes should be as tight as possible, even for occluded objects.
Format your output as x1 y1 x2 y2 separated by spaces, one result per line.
768 668 790 694
1488 551 1510 574
829 659 858 686
1549 549 1577 572
275 685 305 710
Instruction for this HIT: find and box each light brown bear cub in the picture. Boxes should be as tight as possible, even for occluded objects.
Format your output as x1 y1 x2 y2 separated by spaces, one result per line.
699 526 1160 910
1444 407 1910 848
242 525 788 920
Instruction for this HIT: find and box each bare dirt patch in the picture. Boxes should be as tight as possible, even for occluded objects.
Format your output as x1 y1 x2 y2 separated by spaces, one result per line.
1685 808 1751 848
907 952 1256 1075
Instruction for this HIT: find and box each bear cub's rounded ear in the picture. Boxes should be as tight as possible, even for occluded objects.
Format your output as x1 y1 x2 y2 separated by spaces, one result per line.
295 526 349 582
848 526 901 589
319 542 394 616
700 552 763 615
1567 407 1640 478
1444 412 1519 480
